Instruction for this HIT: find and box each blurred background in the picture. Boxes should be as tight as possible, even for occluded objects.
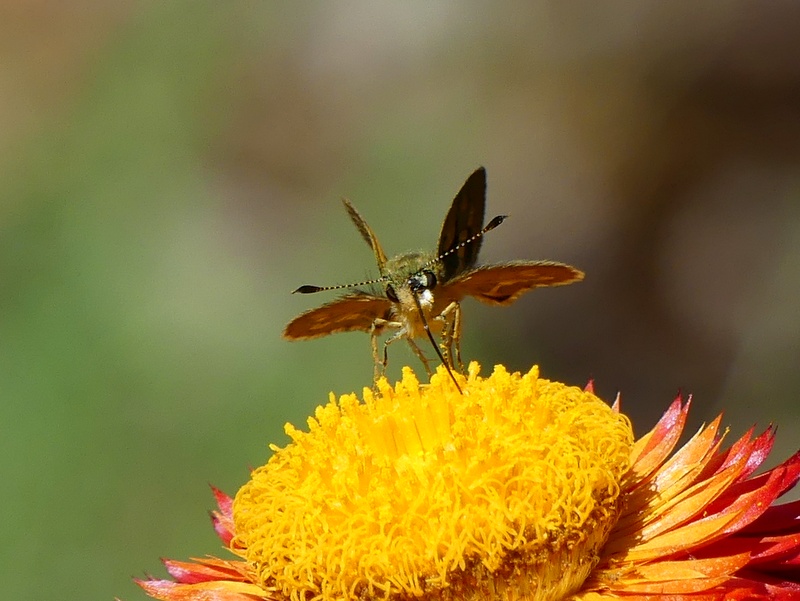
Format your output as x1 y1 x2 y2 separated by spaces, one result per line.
1 2 799 599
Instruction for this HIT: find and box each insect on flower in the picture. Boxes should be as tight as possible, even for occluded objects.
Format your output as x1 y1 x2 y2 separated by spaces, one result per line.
283 167 584 391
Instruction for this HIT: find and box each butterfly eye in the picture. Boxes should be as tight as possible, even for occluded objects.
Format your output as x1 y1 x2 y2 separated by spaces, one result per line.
408 270 437 293
385 285 399 302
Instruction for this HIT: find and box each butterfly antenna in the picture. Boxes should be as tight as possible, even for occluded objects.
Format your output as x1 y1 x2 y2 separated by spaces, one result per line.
409 292 463 394
421 214 507 271
293 276 388 295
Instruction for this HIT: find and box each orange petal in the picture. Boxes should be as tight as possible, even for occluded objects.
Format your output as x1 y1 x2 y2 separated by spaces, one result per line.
618 509 740 561
163 558 252 583
612 420 730 539
136 578 267 601
635 461 746 543
607 552 751 594
627 397 690 484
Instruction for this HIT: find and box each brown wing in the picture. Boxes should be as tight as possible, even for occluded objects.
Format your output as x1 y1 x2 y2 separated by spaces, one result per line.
443 261 584 306
342 199 388 274
437 167 487 281
283 293 393 340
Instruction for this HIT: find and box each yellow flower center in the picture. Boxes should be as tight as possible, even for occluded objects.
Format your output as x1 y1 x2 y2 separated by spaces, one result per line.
233 363 633 601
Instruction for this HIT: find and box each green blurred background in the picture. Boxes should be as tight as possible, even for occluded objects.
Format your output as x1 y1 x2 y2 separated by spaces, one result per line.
2 3 799 599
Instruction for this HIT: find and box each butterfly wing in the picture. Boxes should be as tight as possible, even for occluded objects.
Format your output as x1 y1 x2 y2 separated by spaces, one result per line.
342 199 388 274
283 292 393 340
437 167 487 281
443 261 584 306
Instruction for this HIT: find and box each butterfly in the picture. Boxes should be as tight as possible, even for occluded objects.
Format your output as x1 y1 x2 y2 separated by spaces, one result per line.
283 167 584 392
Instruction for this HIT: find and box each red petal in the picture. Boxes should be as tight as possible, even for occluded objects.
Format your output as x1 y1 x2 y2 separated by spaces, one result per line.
712 468 793 536
736 427 777 482
212 487 234 517
745 498 800 535
774 451 800 497
695 426 763 482
747 533 800 566
729 450 800 506
733 571 800 600
210 486 236 545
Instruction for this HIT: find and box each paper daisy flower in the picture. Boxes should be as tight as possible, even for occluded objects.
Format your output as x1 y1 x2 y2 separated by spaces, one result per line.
135 364 800 601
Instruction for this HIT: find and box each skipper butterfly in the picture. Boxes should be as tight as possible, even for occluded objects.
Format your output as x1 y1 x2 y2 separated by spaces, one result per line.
283 167 583 391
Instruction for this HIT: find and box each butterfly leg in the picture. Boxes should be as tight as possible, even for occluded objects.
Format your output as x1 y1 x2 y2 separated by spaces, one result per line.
377 328 432 377
404 337 434 376
371 318 403 382
438 301 464 373
451 303 464 372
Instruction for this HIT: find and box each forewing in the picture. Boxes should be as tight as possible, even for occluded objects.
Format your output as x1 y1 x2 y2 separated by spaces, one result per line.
444 261 584 306
342 199 388 273
437 167 487 281
283 293 392 340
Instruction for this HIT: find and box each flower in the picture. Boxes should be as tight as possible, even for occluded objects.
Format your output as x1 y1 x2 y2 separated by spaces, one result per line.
135 364 800 601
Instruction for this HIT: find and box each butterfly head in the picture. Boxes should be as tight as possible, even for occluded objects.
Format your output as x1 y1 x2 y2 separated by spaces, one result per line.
379 250 442 311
